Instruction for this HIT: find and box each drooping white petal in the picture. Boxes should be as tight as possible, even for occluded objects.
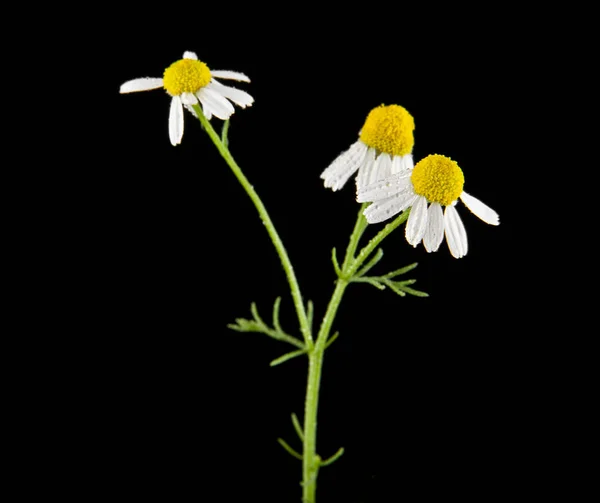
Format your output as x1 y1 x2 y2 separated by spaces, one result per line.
363 192 417 224
180 92 198 105
203 107 212 121
183 51 198 60
423 202 444 252
355 147 376 192
119 77 163 93
460 191 500 225
169 96 184 146
391 154 414 175
371 153 393 184
405 196 429 246
209 80 254 107
197 87 235 120
444 205 468 258
356 171 412 202
210 70 251 82
320 141 368 191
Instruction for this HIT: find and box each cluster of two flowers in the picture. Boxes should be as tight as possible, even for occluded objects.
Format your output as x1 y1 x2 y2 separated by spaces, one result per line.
120 52 499 259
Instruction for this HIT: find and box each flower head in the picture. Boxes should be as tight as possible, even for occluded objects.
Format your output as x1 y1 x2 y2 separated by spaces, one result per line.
120 51 254 146
320 104 415 192
357 154 499 258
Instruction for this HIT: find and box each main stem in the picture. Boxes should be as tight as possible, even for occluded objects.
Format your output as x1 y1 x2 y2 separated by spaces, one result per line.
195 110 409 502
194 109 313 348
302 280 346 502
302 206 368 503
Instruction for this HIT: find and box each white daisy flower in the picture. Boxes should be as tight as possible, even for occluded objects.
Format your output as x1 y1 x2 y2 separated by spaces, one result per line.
120 51 254 146
357 154 499 258
320 104 415 192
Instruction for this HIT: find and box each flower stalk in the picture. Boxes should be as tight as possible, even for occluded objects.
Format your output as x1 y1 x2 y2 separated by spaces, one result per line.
193 105 313 349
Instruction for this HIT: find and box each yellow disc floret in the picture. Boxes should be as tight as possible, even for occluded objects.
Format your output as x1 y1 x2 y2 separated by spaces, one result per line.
359 104 415 157
163 57 212 96
411 154 464 206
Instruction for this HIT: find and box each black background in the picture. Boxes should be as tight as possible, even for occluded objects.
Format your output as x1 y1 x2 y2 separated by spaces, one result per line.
19 8 586 503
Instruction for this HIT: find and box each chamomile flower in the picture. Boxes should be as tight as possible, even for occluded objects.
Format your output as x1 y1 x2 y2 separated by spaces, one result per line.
357 154 499 258
120 51 254 146
320 104 415 192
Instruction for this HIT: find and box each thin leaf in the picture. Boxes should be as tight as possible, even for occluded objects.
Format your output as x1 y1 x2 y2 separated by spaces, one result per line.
307 300 314 331
291 413 304 441
227 319 262 332
354 277 386 290
229 302 305 348
381 280 407 297
355 248 384 278
272 296 282 333
221 119 230 147
320 447 345 467
381 262 419 279
277 438 303 461
250 302 265 325
277 334 306 350
324 331 339 350
397 279 417 286
331 248 341 277
270 349 307 367
398 285 429 297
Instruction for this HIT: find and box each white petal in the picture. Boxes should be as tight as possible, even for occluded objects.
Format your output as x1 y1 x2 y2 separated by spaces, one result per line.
210 70 251 82
460 191 500 225
363 192 417 224
405 196 429 246
444 205 468 258
209 80 254 107
203 107 212 121
356 171 412 202
355 148 377 191
169 96 184 146
197 87 235 120
391 154 414 175
320 141 368 191
120 77 163 93
371 153 393 184
423 203 444 252
183 51 198 60
180 92 198 105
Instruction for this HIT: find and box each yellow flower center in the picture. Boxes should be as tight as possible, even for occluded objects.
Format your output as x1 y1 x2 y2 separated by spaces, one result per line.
163 57 212 96
411 154 464 206
359 104 415 157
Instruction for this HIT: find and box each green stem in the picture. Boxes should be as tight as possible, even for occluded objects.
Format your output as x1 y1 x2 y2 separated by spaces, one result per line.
194 106 313 349
302 279 347 503
302 206 368 503
347 209 410 277
302 205 410 502
341 203 369 274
